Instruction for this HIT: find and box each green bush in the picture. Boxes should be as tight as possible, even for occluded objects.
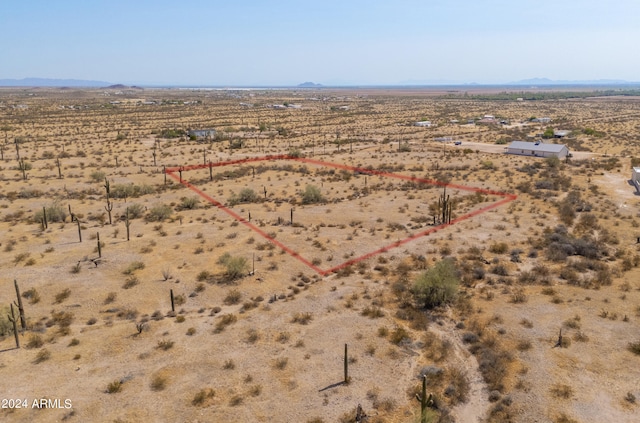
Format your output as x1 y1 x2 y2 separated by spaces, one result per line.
218 254 248 281
412 259 459 309
33 201 67 224
301 185 324 204
111 184 155 199
178 196 199 210
90 170 106 182
146 204 172 222
229 188 259 205
126 204 145 219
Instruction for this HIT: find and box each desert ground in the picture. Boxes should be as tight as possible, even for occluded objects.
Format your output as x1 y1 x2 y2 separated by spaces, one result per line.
0 87 639 423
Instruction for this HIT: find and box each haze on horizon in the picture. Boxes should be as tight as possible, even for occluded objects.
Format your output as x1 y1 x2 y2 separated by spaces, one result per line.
2 0 639 87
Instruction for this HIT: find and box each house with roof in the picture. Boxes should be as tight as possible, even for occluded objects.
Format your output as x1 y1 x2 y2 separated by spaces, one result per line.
506 140 569 159
415 121 433 127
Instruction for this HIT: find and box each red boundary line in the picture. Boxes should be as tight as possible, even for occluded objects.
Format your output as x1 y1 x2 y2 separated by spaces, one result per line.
166 155 516 276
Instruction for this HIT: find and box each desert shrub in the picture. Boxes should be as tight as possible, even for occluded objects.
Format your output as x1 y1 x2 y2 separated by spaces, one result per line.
90 170 106 182
191 388 215 406
33 348 51 364
122 275 139 289
214 314 237 333
111 183 155 199
550 384 573 399
628 341 640 355
123 261 145 275
218 254 248 282
412 258 459 309
445 367 470 405
150 373 167 391
33 201 67 224
178 196 199 210
22 288 40 304
246 329 260 343
301 184 324 204
107 380 122 393
156 340 174 351
510 288 527 303
146 204 172 222
223 289 242 305
229 395 243 406
26 334 44 349
104 292 117 304
361 306 384 318
197 270 214 282
273 357 288 370
125 203 145 219
291 312 313 324
423 331 452 362
54 288 71 304
229 188 259 205
389 326 410 345
489 242 509 254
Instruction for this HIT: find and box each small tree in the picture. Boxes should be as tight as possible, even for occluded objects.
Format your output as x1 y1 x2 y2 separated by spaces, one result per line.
412 258 459 309
301 184 324 204
229 188 258 205
218 253 249 282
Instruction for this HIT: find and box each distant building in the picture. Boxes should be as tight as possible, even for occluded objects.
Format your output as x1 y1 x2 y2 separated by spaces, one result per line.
553 130 571 138
477 115 498 124
632 167 640 190
188 129 216 139
415 121 433 127
506 140 569 159
531 117 552 123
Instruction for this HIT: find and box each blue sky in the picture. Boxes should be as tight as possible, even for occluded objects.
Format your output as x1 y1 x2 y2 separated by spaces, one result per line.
1 0 639 86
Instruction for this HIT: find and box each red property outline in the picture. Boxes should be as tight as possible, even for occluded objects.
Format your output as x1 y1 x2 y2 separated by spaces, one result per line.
166 155 516 276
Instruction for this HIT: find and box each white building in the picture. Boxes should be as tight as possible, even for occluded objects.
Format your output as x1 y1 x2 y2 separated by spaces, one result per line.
415 121 433 127
632 167 640 190
506 141 569 159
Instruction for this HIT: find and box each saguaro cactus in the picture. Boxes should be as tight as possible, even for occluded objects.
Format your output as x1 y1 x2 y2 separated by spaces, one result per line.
125 207 131 241
344 343 349 384
18 158 27 180
415 375 434 423
56 157 62 178
76 218 82 242
14 280 26 330
8 304 20 348
438 186 453 224
42 206 48 229
105 199 113 225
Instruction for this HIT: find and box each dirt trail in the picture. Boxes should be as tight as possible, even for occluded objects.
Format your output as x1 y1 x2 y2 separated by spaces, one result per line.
430 322 490 423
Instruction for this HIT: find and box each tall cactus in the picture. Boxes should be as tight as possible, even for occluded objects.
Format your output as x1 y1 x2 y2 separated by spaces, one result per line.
105 199 113 225
14 280 26 330
8 304 19 348
344 343 349 384
125 207 131 241
438 186 453 224
104 177 111 200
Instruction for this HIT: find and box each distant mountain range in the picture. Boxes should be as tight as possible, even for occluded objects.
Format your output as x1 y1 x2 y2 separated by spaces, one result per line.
297 82 323 88
1 77 638 88
0 78 112 87
510 78 639 86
